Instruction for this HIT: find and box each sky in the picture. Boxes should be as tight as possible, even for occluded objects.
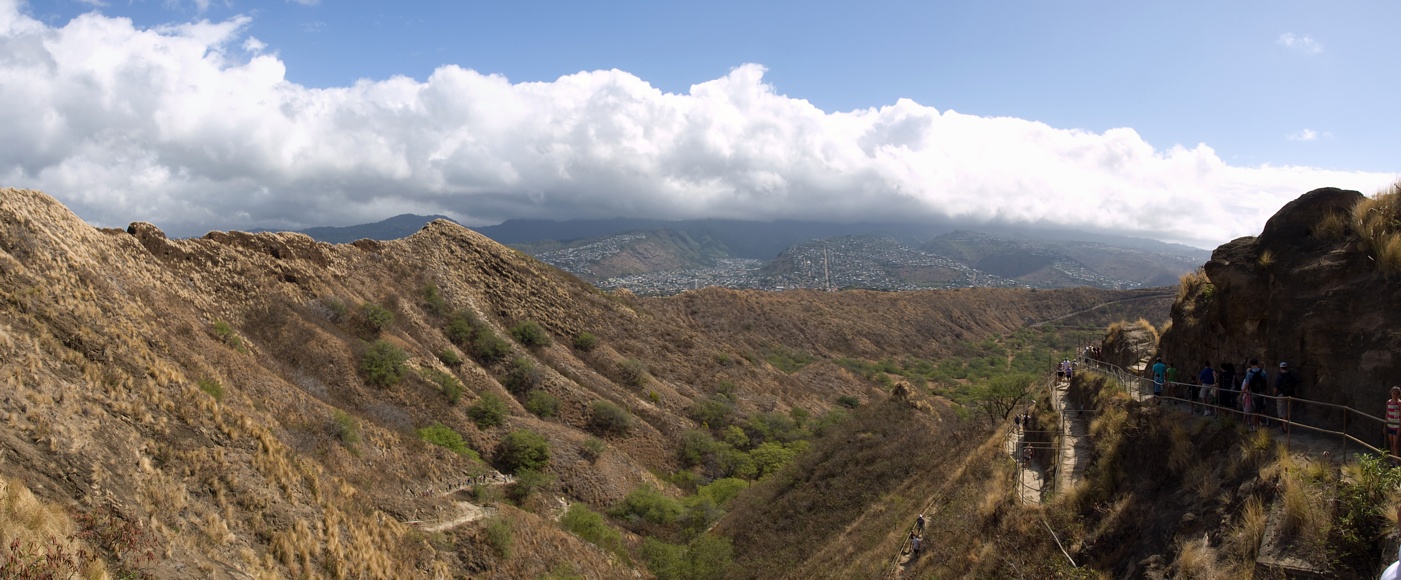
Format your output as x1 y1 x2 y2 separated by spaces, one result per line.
2 0 1398 249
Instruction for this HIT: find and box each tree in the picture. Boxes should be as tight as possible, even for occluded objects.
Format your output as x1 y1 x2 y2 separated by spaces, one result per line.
468 393 508 428
361 339 408 387
498 429 551 473
511 320 552 348
974 372 1039 420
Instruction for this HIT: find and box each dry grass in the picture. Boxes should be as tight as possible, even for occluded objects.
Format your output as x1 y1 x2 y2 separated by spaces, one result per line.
1226 496 1267 561
1314 210 1350 240
1257 249 1275 267
0 476 106 579
1175 534 1222 579
1353 181 1401 273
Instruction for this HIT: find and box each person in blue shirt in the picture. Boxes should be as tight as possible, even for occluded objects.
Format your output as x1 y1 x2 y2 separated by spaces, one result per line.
1198 362 1217 416
1151 357 1167 404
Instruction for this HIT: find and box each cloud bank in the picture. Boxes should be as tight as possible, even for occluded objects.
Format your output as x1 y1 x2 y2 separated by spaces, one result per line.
0 4 1392 248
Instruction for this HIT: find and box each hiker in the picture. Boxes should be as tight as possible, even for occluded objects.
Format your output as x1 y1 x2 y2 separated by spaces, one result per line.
1241 360 1268 429
1057 361 1065 379
1198 362 1217 416
916 513 926 533
1218 362 1238 413
1165 362 1180 399
1023 443 1032 468
910 532 922 559
1151 357 1167 403
1272 362 1298 433
1387 387 1401 461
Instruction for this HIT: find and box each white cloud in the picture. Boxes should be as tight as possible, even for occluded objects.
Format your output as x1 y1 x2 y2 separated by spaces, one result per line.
242 36 266 54
0 7 1392 249
1287 129 1318 142
1277 33 1323 54
287 0 320 5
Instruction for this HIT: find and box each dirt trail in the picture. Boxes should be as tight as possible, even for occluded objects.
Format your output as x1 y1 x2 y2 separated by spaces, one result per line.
423 501 496 532
1050 377 1093 492
1004 425 1047 505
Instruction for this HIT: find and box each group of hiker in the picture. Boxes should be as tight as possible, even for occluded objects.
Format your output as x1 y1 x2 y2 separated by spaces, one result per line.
1148 357 1298 432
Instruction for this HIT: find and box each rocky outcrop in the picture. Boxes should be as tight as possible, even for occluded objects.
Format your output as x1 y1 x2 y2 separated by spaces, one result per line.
1158 187 1401 437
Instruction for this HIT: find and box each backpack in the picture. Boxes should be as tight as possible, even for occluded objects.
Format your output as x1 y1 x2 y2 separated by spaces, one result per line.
1245 369 1267 393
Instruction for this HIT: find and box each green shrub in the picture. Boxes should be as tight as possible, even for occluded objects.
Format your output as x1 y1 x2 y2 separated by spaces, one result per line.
698 478 748 506
611 485 684 526
422 368 465 404
580 437 606 462
836 395 861 409
361 339 408 387
749 441 801 478
618 358 648 387
197 378 224 401
589 400 633 435
436 348 462 367
467 393 507 429
502 356 543 395
331 410 359 446
573 332 599 353
560 504 626 560
510 320 552 348
498 429 550 473
423 283 448 317
641 538 686 580
483 516 512 559
323 297 348 322
361 302 395 334
417 423 477 458
472 327 511 364
506 468 555 504
689 394 735 428
525 390 560 418
445 310 478 347
678 429 721 467
211 320 245 351
684 534 733 580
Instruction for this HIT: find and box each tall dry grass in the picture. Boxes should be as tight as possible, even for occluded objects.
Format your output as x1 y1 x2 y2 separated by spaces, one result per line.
0 475 106 579
1353 181 1401 273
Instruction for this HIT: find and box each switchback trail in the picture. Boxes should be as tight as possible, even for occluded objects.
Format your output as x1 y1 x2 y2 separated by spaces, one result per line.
1030 292 1174 329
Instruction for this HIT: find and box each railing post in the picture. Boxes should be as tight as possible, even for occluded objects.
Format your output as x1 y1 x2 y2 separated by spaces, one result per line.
1285 397 1292 451
1342 409 1349 457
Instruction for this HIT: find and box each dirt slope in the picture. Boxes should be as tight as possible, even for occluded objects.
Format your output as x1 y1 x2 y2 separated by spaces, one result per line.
0 187 1167 577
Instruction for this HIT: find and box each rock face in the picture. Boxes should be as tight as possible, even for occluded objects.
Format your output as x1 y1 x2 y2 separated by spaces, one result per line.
1158 187 1401 438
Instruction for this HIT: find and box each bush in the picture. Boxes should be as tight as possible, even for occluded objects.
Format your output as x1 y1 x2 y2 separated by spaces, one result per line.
611 485 684 526
502 357 543 395
422 368 464 404
678 430 721 467
445 310 478 347
698 478 748 506
580 437 606 462
618 358 648 387
836 395 861 409
525 390 560 418
689 394 735 428
589 400 633 435
506 468 555 504
197 378 224 401
573 332 599 353
472 327 511 364
417 423 477 458
640 534 733 580
331 410 359 446
641 538 686 580
211 320 245 351
483 516 512 559
423 283 448 317
436 348 462 367
361 339 408 387
361 302 395 334
511 320 552 348
323 297 348 322
468 393 508 429
498 429 550 473
560 504 626 559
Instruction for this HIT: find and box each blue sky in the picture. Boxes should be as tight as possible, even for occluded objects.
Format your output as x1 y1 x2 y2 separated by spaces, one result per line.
4 0 1398 247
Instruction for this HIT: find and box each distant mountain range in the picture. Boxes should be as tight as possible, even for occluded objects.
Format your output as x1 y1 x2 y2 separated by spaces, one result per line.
284 215 1209 293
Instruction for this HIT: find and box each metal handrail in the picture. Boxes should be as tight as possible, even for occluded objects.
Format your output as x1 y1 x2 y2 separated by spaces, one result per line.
1082 358 1400 461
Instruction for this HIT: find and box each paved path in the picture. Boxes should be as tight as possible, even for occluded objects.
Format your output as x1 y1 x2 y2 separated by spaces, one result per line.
1050 377 1093 493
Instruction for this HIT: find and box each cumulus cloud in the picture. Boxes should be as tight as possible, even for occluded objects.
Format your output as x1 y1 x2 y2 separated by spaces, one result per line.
0 5 1392 249
1278 33 1322 54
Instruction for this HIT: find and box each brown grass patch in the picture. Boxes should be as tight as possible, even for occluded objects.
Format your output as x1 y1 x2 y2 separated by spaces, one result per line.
1353 181 1401 273
1314 210 1350 240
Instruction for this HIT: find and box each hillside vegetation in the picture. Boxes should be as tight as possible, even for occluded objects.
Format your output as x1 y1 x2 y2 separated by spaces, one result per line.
0 188 1173 578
